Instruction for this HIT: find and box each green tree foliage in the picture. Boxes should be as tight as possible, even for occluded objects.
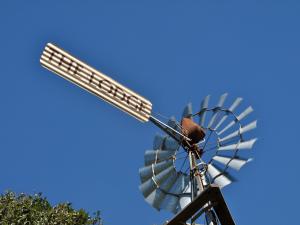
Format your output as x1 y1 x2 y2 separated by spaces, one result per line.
0 191 102 225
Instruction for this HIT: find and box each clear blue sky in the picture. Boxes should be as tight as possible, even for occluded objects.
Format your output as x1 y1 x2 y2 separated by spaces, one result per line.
0 1 299 225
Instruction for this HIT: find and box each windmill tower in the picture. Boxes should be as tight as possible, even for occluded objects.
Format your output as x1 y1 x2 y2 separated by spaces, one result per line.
40 43 257 225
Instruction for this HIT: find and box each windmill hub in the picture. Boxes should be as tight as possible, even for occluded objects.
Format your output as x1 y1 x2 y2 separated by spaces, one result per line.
181 117 206 144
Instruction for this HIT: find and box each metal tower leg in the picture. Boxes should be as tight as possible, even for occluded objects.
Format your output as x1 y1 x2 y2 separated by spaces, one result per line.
205 210 218 225
189 151 218 225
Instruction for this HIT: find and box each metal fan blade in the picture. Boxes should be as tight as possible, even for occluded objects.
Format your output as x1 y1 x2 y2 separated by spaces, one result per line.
144 150 174 166
139 160 173 183
164 136 180 151
212 155 253 170
167 116 182 140
214 97 243 130
167 116 179 130
207 164 232 188
219 120 257 143
139 166 175 198
153 134 165 150
218 106 253 135
148 171 178 210
218 138 257 151
178 177 192 211
229 97 243 111
154 166 177 186
214 174 232 188
216 93 228 108
139 179 157 198
161 173 187 213
241 120 257 133
159 170 178 192
199 95 210 126
207 93 228 128
182 103 193 118
144 189 163 211
237 106 254 121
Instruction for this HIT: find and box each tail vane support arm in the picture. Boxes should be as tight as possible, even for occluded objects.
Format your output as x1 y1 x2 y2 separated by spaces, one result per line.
149 115 191 144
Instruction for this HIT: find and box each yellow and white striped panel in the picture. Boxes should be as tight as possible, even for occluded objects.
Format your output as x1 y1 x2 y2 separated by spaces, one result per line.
40 43 152 122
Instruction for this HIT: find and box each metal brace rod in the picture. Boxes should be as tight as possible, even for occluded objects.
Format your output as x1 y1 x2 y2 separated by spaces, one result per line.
149 115 192 143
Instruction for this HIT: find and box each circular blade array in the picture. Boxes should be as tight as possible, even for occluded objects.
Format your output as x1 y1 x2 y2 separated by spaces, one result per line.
139 93 257 214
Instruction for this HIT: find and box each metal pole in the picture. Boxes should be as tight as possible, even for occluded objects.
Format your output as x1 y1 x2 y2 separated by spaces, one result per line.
188 151 204 194
188 151 218 225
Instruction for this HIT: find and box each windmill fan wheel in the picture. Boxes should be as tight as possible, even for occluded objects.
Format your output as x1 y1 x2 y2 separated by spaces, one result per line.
139 93 257 214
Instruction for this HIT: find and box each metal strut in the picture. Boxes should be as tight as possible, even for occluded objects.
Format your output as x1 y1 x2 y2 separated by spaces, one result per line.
149 115 191 144
164 185 235 225
189 152 218 225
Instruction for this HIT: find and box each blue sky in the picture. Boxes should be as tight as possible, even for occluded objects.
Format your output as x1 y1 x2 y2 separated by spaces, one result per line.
0 1 299 225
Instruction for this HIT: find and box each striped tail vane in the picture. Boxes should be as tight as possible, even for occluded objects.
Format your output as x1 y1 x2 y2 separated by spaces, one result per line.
40 43 152 122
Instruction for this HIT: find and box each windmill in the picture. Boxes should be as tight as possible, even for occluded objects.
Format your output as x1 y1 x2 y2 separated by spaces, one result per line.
40 43 257 225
